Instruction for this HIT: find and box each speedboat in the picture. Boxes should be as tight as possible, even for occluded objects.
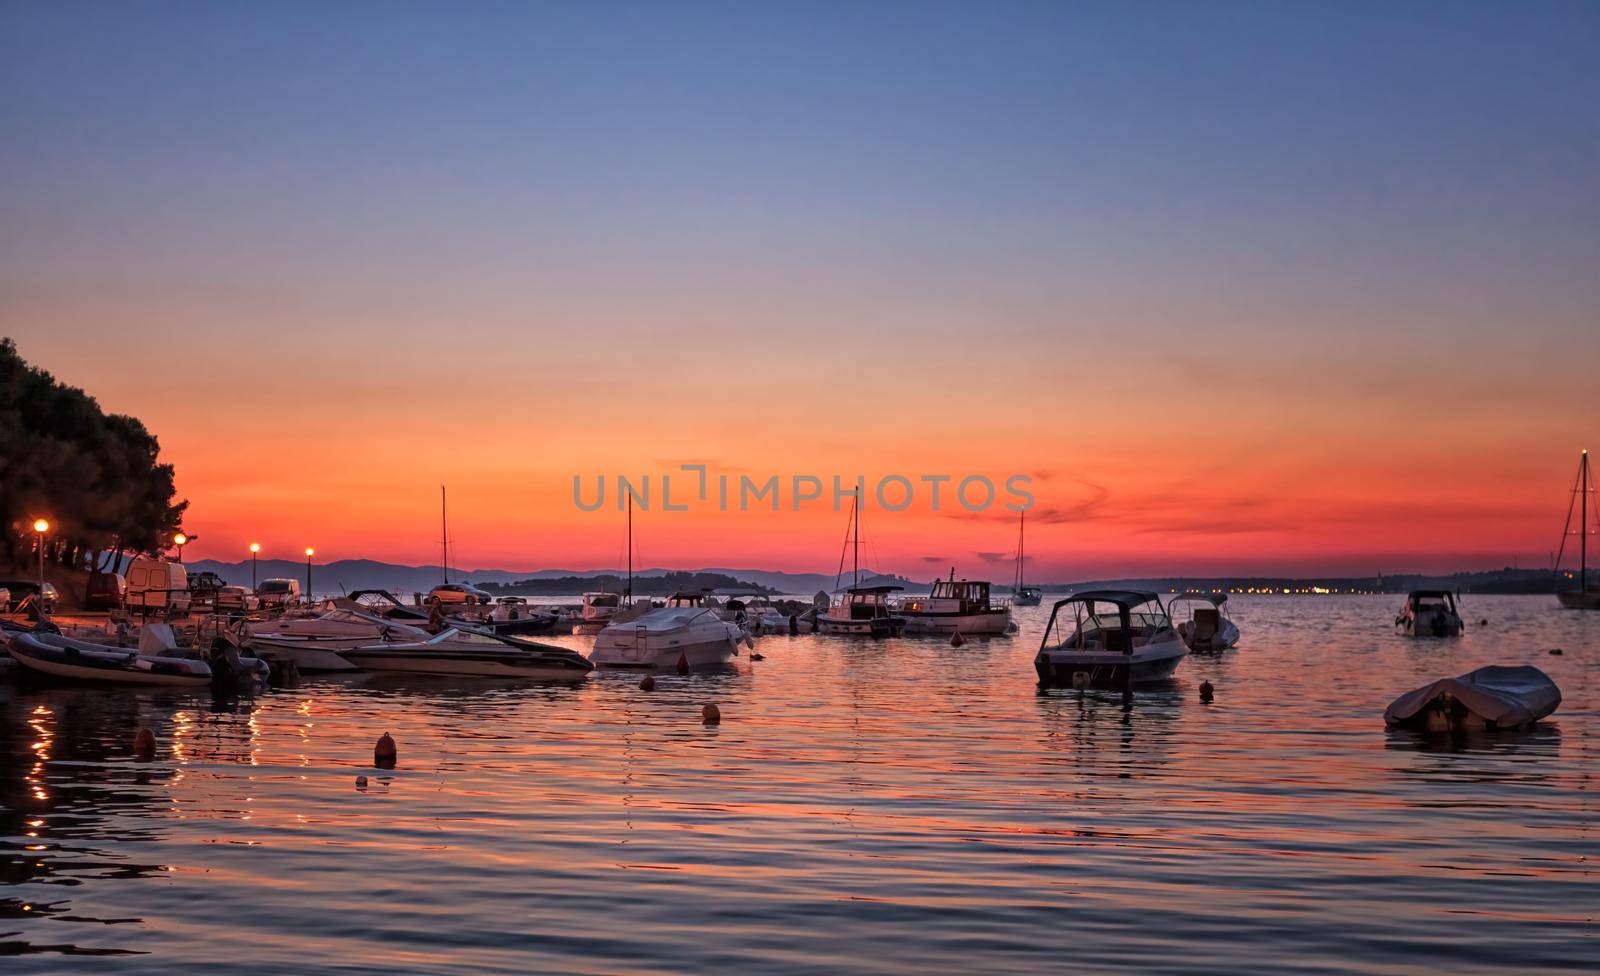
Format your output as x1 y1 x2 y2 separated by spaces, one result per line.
247 608 430 673
1385 665 1561 733
340 628 593 678
581 591 622 622
816 585 907 637
7 630 213 687
724 595 791 634
1170 592 1240 652
896 577 1012 636
1034 590 1189 687
483 597 559 634
1396 590 1464 637
589 594 747 669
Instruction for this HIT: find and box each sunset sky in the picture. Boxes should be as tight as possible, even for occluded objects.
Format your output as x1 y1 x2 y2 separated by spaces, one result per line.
3 2 1596 579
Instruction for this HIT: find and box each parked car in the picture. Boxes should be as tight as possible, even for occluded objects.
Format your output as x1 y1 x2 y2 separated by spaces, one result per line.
85 572 127 610
125 558 191 612
427 582 492 606
215 585 260 612
0 580 59 614
256 578 302 608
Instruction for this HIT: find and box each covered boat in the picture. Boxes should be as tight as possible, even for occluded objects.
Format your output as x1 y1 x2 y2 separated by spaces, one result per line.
247 608 430 673
1170 592 1240 651
589 595 747 669
1396 590 1464 637
340 628 593 679
7 630 212 687
1035 590 1188 687
1384 665 1561 732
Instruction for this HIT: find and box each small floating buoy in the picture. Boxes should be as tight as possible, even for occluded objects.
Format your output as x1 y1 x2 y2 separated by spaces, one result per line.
1478 619 1488 627
1199 680 1215 703
950 631 965 647
639 675 656 691
355 775 368 790
133 727 157 761
676 653 690 676
1549 648 1564 656
374 732 397 769
702 703 721 725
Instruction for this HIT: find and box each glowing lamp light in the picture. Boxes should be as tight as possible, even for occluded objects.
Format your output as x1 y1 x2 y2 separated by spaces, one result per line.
305 548 315 557
174 533 188 546
32 519 49 533
250 542 261 553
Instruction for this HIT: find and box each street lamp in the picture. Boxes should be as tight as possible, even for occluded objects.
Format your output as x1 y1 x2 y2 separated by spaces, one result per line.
250 542 261 588
32 519 49 589
173 532 189 565
305 548 315 602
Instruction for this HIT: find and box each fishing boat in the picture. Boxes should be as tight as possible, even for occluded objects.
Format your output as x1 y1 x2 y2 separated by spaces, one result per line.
340 628 593 678
1395 590 1464 637
896 574 1012 635
7 630 213 687
1034 590 1188 686
1385 665 1561 733
247 608 430 672
816 498 906 638
1170 592 1240 651
1012 510 1042 606
589 592 748 669
1555 449 1600 610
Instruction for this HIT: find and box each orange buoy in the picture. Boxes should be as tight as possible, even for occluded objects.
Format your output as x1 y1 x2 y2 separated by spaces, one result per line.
639 675 656 691
133 727 157 761
374 732 397 769
1199 680 1215 703
950 631 965 647
701 703 721 724
676 653 690 675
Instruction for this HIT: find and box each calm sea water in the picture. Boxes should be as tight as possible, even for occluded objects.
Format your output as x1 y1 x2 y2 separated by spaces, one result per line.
2 595 1594 973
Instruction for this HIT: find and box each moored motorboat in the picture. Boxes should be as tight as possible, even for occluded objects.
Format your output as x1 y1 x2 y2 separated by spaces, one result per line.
1385 665 1561 733
817 585 907 637
1170 591 1240 652
247 608 430 673
1395 590 1464 637
589 595 746 669
1034 590 1188 687
896 576 1012 636
341 628 593 679
7 630 212 687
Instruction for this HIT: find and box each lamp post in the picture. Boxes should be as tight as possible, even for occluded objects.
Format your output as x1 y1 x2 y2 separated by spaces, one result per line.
32 518 49 589
304 548 315 603
249 542 261 588
173 532 189 565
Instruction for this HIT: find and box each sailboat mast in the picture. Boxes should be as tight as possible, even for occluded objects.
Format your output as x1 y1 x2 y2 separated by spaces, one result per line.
853 496 860 587
626 492 633 602
441 485 449 584
1583 450 1590 594
1017 510 1026 591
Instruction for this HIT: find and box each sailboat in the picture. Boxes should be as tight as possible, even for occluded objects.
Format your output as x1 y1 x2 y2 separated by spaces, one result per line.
1556 449 1600 610
816 497 906 637
580 493 635 626
1012 510 1042 606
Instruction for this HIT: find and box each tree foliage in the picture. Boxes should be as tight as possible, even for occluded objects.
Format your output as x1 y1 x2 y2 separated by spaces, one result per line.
0 338 187 572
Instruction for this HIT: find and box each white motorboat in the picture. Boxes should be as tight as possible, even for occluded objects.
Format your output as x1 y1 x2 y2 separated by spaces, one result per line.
1170 592 1240 652
1395 590 1464 637
1011 510 1042 606
7 629 213 688
722 594 791 634
1034 590 1189 687
340 628 593 679
589 595 746 669
247 608 430 672
817 585 907 637
582 591 623 622
896 576 1012 635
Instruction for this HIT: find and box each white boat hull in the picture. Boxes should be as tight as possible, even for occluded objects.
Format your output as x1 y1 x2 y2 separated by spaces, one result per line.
246 637 362 673
900 610 1012 636
1178 618 1240 652
340 648 589 679
1035 636 1189 686
589 636 738 670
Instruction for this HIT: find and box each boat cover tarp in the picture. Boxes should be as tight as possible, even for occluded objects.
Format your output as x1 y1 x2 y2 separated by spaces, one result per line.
1384 665 1561 728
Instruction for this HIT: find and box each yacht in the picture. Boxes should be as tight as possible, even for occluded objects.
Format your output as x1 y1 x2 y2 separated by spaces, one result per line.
589 592 747 669
341 628 593 679
1034 590 1188 686
817 585 907 637
1555 449 1600 609
1170 592 1240 651
1012 510 1042 606
1395 590 1464 637
896 576 1012 635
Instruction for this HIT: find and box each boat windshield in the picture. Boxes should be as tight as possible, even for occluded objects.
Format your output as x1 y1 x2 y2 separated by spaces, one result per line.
1043 598 1174 653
